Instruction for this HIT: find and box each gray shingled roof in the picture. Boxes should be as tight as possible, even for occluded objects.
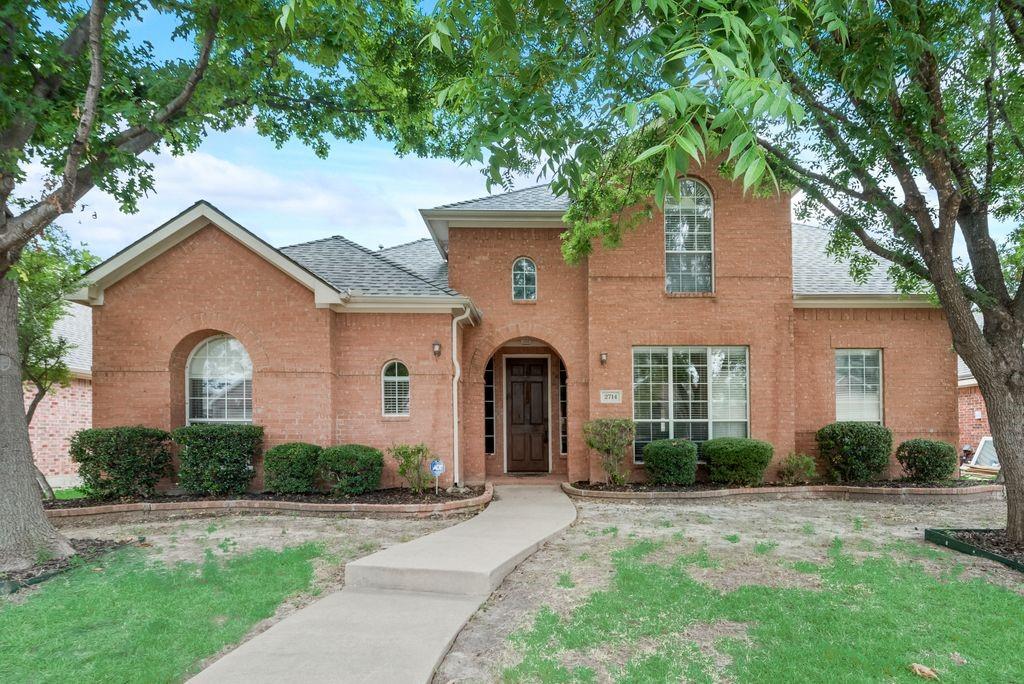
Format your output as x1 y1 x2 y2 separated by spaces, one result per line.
280 235 461 298
792 223 900 296
377 238 449 287
53 303 91 374
430 184 569 212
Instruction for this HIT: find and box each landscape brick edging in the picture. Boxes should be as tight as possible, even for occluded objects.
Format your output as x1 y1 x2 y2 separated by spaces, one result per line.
46 483 493 521
561 481 1005 503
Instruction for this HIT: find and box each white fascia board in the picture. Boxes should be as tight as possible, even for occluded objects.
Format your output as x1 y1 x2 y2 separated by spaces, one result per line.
334 295 482 321
69 201 344 308
958 377 978 388
419 209 566 258
793 294 937 308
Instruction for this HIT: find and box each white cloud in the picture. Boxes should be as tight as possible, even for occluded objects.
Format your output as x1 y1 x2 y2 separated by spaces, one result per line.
17 135 535 258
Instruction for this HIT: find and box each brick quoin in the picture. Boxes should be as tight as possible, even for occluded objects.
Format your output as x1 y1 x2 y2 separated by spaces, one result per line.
89 166 958 488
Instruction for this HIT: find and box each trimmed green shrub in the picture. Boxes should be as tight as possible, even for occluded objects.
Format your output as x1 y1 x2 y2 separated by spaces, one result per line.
263 442 322 494
642 439 698 486
321 444 384 496
389 443 432 494
896 439 958 481
777 452 817 485
583 419 636 485
69 426 172 499
816 422 893 482
704 437 774 486
172 424 263 495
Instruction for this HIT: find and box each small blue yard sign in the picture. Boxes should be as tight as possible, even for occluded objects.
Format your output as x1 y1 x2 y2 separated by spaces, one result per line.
430 459 445 494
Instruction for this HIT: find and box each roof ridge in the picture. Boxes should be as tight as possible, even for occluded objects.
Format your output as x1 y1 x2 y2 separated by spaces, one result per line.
280 234 346 250
378 237 432 252
331 234 459 297
435 182 553 209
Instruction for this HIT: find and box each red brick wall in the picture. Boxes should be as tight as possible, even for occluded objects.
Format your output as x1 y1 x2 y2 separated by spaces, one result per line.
793 308 958 477
958 384 989 451
25 377 91 483
92 225 458 489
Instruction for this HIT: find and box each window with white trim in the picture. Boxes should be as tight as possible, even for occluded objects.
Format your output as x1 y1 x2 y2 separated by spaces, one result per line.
632 346 748 462
512 257 537 301
187 336 253 424
665 179 713 293
382 360 410 416
835 349 883 422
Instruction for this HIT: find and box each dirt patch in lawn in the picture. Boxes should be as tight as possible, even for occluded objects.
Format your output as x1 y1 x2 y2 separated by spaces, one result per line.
434 497 1014 683
44 486 485 510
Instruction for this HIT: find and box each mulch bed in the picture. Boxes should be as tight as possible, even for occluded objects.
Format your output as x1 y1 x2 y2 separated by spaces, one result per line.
947 530 1024 566
571 479 994 493
0 538 128 585
43 486 486 510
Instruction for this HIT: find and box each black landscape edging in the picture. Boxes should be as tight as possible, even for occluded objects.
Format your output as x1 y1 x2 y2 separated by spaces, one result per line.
924 528 1024 573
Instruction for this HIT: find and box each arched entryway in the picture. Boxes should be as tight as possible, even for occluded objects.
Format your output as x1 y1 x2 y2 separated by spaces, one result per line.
479 337 570 478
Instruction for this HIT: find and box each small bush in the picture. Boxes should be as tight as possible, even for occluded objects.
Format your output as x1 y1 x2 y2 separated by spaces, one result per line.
321 444 384 496
389 443 432 494
777 453 817 485
583 419 636 485
704 437 774 486
896 439 958 481
263 442 322 494
172 424 263 495
642 439 698 486
816 422 893 482
69 426 172 499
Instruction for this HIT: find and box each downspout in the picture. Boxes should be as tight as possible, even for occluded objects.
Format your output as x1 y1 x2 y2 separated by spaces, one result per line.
451 304 473 487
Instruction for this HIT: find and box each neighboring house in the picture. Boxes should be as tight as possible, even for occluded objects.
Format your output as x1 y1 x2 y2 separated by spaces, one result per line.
958 357 989 452
71 169 957 487
24 303 92 488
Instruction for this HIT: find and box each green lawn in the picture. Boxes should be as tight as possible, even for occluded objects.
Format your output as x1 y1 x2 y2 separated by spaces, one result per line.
0 543 322 682
52 487 88 500
504 539 1024 683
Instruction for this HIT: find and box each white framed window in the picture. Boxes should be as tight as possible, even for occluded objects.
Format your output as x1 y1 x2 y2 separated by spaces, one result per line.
187 335 253 424
835 349 883 423
971 436 999 468
512 257 537 301
665 178 713 293
632 346 748 462
382 360 410 416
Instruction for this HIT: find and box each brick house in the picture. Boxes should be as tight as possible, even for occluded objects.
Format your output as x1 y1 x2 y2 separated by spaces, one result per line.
24 303 92 488
71 170 957 487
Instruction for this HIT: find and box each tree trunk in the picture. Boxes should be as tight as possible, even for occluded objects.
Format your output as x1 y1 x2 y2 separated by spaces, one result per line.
980 380 1024 541
0 277 73 571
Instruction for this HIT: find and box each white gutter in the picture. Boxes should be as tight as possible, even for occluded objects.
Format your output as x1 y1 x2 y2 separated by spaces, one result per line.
451 303 474 486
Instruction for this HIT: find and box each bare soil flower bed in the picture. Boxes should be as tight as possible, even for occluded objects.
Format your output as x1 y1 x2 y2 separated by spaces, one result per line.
948 530 1024 566
571 479 991 493
0 538 127 585
42 486 485 510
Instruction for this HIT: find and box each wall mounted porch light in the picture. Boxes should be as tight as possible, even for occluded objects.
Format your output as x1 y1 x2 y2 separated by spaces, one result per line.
432 341 443 357
599 352 608 365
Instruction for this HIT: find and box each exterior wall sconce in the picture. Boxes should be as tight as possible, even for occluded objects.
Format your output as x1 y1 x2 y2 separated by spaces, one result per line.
432 341 442 357
599 352 608 365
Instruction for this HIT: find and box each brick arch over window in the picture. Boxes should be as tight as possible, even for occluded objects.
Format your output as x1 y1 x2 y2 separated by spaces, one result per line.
168 322 267 428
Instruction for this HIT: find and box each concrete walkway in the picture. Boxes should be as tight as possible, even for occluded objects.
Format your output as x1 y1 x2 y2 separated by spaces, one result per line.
191 485 576 684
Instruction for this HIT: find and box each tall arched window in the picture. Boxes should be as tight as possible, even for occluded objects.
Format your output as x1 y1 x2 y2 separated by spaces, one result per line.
665 179 713 293
187 336 253 424
382 360 410 416
512 257 537 301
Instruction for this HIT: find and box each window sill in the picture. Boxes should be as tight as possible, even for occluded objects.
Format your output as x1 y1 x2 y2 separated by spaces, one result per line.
381 415 411 422
511 299 538 305
664 291 715 299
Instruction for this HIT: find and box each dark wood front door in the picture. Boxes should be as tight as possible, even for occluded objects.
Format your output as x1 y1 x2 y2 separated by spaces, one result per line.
506 357 549 473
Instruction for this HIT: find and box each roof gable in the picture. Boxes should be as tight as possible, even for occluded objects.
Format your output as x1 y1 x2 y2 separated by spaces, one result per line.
71 201 343 308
